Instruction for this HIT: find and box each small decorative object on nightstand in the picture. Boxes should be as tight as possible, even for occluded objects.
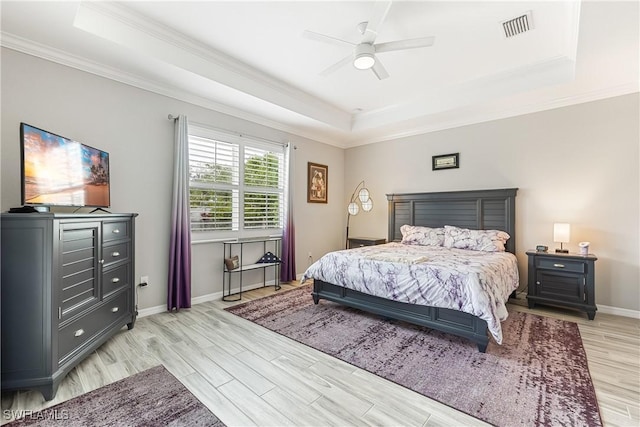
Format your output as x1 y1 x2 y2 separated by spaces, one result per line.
526 250 597 320
348 237 386 249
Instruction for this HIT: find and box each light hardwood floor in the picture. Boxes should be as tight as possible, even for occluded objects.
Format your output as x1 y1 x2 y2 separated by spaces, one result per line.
2 282 639 426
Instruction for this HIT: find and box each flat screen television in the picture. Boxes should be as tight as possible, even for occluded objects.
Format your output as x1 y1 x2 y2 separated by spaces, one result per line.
20 123 110 209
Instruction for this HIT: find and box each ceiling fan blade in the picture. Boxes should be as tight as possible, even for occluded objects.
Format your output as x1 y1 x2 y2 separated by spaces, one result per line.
375 36 435 53
303 30 355 48
320 54 353 77
371 57 390 80
361 1 392 44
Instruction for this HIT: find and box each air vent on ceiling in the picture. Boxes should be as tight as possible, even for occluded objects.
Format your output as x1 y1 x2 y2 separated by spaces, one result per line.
502 11 533 38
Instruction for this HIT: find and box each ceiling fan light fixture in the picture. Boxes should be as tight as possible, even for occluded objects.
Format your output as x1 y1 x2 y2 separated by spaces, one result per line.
353 43 376 70
354 53 375 70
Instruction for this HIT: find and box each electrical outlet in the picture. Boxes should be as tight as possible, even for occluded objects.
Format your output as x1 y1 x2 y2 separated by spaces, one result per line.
140 276 149 287
308 252 312 258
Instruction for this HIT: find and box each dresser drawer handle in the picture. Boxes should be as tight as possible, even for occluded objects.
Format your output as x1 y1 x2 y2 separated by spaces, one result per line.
112 251 120 257
112 277 120 283
112 229 120 234
74 329 85 337
111 307 119 313
553 263 565 268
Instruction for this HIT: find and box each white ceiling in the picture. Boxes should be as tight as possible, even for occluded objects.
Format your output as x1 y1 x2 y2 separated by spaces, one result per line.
1 1 638 148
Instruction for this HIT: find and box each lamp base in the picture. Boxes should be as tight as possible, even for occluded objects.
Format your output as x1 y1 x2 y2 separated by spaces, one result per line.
555 248 569 253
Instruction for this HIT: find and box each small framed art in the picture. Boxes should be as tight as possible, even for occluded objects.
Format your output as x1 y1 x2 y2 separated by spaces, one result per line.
307 162 328 203
432 153 459 170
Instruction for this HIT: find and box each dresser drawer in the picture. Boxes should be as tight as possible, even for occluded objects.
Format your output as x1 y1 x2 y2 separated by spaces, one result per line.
58 290 130 364
103 221 130 243
536 258 585 273
103 242 130 267
102 264 130 298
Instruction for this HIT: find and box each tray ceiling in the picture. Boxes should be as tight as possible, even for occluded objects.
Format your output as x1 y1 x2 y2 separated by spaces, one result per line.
1 1 638 148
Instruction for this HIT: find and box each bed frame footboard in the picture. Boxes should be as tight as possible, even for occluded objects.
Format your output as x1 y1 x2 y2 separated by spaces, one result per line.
313 279 489 352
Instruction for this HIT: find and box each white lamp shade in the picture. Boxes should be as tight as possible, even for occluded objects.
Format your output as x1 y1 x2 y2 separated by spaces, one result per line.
348 202 360 215
553 223 571 243
361 198 373 212
358 187 370 203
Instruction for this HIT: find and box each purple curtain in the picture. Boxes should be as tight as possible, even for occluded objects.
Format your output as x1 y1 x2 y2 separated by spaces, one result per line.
168 115 192 311
280 143 296 282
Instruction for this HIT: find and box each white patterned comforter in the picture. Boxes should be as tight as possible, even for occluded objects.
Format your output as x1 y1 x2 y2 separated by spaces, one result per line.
301 242 519 344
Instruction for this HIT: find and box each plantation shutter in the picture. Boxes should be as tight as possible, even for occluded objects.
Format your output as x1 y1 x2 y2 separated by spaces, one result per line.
188 135 239 231
243 144 284 229
188 127 285 235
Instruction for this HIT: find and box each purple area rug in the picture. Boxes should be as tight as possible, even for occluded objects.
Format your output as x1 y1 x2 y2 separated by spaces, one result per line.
226 284 602 427
6 365 225 427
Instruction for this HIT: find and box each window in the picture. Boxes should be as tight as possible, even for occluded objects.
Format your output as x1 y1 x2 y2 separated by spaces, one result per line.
188 127 285 235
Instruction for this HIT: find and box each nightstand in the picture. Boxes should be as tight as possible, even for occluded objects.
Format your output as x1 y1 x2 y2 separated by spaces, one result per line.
526 250 598 320
348 237 386 249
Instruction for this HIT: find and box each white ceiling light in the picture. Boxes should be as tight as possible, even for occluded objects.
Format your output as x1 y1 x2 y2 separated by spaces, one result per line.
353 44 375 70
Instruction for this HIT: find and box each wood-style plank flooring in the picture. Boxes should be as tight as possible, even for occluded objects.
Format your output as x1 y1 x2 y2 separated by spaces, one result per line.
2 282 639 426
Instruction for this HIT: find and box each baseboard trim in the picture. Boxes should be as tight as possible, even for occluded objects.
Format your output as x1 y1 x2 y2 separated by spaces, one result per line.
138 285 640 320
597 304 640 319
137 280 277 318
512 291 640 319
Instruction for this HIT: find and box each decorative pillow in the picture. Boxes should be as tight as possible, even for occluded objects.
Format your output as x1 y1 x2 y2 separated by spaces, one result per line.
443 225 510 252
224 255 240 270
400 225 445 246
256 251 281 264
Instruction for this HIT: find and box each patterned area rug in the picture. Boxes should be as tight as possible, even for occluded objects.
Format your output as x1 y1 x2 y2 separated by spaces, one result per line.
226 284 602 427
7 365 225 426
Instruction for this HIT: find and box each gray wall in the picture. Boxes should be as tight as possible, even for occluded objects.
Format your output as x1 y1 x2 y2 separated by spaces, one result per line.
1 48 345 310
2 48 638 314
345 93 640 312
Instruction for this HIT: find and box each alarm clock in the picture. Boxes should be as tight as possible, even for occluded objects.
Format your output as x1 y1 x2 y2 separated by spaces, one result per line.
536 245 548 252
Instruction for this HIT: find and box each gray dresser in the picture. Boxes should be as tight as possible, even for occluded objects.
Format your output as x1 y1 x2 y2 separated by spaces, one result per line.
1 213 137 400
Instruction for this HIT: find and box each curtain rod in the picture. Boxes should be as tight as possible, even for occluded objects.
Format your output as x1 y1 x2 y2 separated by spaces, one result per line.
167 114 291 148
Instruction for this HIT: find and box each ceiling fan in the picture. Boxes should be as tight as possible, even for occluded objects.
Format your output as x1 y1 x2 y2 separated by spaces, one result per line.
303 2 435 80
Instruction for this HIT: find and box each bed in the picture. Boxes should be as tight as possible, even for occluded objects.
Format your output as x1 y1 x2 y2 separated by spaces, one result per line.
303 188 518 352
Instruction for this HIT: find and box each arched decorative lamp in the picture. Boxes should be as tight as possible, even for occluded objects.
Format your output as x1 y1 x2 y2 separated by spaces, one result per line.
346 180 373 248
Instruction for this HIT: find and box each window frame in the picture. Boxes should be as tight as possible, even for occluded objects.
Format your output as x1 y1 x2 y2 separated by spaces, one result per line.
188 125 285 241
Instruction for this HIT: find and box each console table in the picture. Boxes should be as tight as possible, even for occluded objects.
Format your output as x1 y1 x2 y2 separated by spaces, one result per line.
222 237 281 301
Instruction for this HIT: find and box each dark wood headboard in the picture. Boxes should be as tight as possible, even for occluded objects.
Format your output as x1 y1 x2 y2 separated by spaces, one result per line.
387 188 518 254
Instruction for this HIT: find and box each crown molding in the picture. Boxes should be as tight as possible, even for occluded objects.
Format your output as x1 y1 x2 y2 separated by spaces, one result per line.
72 1 351 131
4 29 635 150
0 32 349 149
345 82 639 147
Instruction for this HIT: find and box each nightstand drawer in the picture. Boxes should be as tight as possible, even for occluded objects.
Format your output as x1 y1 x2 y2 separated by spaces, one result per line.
348 237 386 248
536 258 585 273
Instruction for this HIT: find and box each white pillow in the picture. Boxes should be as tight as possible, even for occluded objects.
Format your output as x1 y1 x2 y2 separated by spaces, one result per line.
443 225 510 252
400 225 445 246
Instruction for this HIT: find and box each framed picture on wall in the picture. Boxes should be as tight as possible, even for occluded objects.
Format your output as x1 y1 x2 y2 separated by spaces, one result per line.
432 153 459 170
307 162 328 203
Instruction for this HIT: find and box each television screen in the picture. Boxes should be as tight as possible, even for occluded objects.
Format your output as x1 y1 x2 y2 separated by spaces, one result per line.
21 123 110 208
